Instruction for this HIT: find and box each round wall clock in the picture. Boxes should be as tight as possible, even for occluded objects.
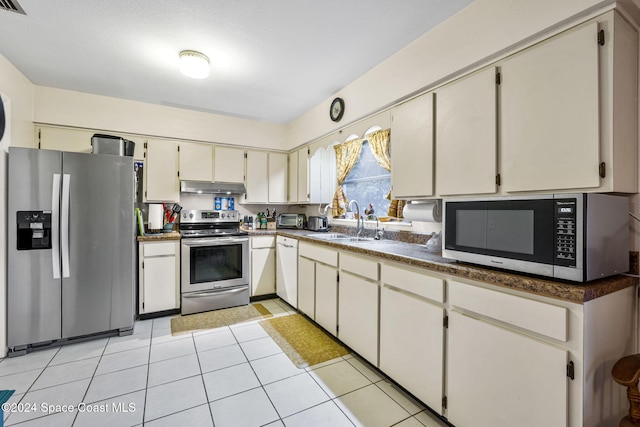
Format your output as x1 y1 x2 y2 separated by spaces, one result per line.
330 97 345 122
0 94 5 143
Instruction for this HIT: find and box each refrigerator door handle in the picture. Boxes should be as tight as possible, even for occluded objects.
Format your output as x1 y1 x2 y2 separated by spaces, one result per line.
61 174 71 278
52 174 61 279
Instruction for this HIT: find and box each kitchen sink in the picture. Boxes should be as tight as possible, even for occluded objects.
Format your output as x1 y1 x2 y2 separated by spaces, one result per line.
305 233 385 243
304 233 350 240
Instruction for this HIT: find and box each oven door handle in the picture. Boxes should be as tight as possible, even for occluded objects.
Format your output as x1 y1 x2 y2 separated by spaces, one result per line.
182 287 248 298
183 237 249 247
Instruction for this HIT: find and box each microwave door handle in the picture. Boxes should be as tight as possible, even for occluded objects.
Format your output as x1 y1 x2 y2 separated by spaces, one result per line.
51 174 61 279
61 174 71 278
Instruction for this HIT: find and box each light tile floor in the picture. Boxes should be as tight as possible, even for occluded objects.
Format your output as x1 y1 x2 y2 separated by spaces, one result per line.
0 298 450 427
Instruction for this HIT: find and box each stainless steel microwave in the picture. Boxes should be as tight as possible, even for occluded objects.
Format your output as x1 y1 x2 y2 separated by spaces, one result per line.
442 193 629 282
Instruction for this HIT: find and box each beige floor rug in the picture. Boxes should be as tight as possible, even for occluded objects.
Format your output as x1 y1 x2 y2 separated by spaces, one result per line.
260 314 350 368
171 304 272 335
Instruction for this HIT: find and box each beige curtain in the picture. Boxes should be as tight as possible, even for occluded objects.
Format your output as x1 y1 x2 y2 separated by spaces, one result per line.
366 129 406 218
332 138 363 217
367 129 391 171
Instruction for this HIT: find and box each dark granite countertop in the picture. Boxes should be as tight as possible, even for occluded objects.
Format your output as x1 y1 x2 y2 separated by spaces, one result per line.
137 231 181 242
275 229 638 304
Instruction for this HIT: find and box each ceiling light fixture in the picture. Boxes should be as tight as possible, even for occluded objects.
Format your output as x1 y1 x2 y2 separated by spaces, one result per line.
179 50 210 79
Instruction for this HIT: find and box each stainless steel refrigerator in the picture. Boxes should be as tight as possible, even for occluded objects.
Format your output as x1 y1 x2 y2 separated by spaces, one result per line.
7 147 135 356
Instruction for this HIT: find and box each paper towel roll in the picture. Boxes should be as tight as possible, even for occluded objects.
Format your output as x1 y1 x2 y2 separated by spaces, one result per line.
402 201 442 223
148 204 164 231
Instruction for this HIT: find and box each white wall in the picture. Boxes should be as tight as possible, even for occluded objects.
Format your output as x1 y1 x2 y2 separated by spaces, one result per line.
34 86 287 151
286 0 615 149
0 53 35 358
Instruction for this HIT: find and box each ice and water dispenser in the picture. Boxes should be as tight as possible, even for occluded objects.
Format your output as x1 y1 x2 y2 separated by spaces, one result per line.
16 211 52 250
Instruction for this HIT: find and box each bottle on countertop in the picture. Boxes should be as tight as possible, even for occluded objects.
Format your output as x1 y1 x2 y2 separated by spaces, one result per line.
260 213 267 229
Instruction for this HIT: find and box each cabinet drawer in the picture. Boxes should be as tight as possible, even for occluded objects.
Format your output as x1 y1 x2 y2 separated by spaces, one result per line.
142 241 177 257
340 252 378 281
381 263 444 304
276 235 298 248
299 242 338 267
252 236 275 249
449 280 567 341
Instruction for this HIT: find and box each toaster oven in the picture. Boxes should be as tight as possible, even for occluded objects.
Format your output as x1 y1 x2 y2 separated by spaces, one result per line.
277 213 305 229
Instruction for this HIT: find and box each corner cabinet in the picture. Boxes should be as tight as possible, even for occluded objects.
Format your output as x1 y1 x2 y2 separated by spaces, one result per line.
138 241 180 314
390 92 435 199
435 67 498 196
501 11 637 194
144 139 179 202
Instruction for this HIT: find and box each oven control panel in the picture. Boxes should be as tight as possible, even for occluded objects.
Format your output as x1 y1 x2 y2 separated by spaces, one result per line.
181 210 239 223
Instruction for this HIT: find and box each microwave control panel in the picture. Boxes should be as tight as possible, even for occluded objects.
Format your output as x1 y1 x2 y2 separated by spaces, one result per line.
554 199 577 267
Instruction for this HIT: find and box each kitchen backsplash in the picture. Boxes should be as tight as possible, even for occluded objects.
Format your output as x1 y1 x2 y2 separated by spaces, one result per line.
168 194 442 237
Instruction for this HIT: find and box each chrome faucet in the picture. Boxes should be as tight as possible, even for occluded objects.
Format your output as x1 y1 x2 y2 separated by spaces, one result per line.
348 199 364 237
373 216 384 240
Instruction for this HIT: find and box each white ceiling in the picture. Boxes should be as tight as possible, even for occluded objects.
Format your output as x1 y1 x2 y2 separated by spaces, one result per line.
0 0 473 124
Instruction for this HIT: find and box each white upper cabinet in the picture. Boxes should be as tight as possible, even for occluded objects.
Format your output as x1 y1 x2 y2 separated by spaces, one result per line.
390 92 434 199
436 67 497 196
144 139 179 202
501 22 599 193
297 147 310 203
37 126 94 153
178 142 213 182
501 12 637 194
37 126 146 160
288 151 299 203
214 146 245 183
244 150 269 203
268 152 288 203
309 146 335 204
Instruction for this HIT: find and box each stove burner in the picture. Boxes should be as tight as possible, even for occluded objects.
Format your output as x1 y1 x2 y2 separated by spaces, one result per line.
179 209 246 239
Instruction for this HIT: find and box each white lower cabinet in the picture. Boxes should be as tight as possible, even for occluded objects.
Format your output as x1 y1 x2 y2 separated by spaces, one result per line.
288 241 635 427
250 236 276 296
138 241 180 314
297 257 315 318
379 263 445 413
315 263 338 336
447 311 568 427
276 236 298 308
298 241 338 335
338 253 379 366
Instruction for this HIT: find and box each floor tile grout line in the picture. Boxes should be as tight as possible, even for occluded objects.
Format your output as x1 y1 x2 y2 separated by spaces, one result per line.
4 345 66 425
193 325 226 426
373 380 425 417
230 324 284 423
139 322 159 425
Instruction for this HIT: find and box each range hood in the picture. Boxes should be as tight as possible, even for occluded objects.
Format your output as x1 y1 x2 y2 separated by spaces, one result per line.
180 180 246 195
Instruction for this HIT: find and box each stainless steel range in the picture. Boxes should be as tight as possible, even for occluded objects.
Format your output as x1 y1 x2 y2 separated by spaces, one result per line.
180 210 249 315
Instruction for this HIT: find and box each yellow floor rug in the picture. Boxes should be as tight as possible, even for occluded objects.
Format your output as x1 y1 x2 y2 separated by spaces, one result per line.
260 314 350 368
171 304 272 335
